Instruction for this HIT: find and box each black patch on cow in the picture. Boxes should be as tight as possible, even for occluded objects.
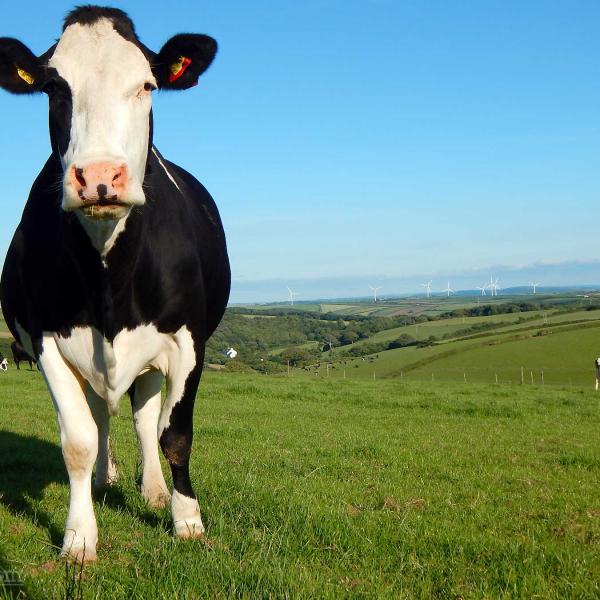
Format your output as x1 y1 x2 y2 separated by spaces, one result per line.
43 68 73 157
63 6 136 39
1 150 230 345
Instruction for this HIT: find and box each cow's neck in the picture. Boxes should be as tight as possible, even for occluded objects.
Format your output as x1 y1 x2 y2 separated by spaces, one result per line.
75 213 130 266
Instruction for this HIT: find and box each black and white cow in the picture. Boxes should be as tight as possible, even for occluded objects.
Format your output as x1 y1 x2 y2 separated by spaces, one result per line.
11 340 36 370
0 6 230 562
0 352 7 372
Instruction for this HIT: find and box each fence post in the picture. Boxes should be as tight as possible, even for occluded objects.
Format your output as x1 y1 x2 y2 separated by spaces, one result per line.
463 372 467 383
530 371 534 385
521 366 524 385
541 370 544 385
495 373 498 384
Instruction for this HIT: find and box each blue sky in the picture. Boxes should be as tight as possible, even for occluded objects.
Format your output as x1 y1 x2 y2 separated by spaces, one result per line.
0 1 598 303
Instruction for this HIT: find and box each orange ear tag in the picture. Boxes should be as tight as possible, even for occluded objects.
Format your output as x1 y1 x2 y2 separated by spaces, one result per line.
169 56 192 83
17 67 35 85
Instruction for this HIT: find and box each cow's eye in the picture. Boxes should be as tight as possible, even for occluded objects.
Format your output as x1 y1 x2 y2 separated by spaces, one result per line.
143 82 157 92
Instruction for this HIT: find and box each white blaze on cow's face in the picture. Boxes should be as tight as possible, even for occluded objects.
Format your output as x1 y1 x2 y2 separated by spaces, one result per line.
48 18 156 220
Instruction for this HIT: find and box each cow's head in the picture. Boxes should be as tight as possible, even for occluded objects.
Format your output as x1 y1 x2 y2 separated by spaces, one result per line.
0 6 216 221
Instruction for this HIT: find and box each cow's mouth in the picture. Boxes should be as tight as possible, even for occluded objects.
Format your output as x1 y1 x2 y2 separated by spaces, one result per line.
79 199 130 220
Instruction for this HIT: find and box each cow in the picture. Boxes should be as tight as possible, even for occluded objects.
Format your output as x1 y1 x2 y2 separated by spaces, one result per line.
595 358 600 391
0 6 230 562
0 352 7 371
11 340 36 370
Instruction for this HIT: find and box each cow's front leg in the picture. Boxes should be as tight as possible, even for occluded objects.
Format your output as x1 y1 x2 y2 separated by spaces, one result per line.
159 342 204 539
38 336 98 563
86 386 118 490
131 371 170 508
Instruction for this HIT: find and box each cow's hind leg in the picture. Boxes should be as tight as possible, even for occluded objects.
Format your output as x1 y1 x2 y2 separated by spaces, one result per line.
86 386 118 490
131 371 170 508
159 335 204 538
38 336 98 562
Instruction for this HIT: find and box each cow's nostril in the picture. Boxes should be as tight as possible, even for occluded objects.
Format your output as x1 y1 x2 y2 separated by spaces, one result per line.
74 167 86 188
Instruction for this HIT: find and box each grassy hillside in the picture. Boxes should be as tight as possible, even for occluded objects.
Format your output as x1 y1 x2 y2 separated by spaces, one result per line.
313 309 600 387
1 372 599 598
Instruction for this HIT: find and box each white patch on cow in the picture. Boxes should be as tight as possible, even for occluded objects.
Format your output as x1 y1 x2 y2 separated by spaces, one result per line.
157 327 196 438
53 324 195 417
152 147 181 192
75 212 129 265
172 490 205 538
49 19 156 210
0 358 7 371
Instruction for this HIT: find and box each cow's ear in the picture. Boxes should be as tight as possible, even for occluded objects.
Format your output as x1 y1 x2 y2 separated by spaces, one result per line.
153 34 217 90
0 38 44 94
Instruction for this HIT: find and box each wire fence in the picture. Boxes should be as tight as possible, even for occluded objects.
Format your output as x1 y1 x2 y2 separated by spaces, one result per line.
289 364 598 389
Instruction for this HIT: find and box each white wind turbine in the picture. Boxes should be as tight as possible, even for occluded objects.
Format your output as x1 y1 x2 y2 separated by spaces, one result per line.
529 282 540 294
368 285 381 303
492 278 501 296
287 287 297 305
488 277 500 296
442 281 454 297
476 285 487 296
421 281 432 298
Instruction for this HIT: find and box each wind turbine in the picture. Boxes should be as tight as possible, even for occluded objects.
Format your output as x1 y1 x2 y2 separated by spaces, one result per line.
476 285 487 296
287 287 297 305
529 282 540 294
421 281 432 298
492 278 501 296
442 281 454 297
368 285 381 302
488 277 500 296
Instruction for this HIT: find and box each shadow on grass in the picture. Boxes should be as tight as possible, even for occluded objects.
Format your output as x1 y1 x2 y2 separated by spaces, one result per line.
0 429 171 563
0 430 65 548
95 484 171 530
0 431 64 599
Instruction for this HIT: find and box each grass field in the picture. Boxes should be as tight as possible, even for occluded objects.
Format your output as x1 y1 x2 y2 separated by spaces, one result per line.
315 310 600 387
1 371 599 598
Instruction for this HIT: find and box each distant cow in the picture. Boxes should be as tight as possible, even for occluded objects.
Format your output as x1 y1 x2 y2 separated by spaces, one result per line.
11 341 36 370
0 352 7 371
595 358 600 390
0 6 230 563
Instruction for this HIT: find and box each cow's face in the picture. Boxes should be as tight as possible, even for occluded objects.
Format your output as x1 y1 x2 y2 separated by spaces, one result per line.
0 7 217 222
48 18 155 219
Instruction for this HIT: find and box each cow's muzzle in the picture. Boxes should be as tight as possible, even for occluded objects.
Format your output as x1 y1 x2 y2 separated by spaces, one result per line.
67 162 137 220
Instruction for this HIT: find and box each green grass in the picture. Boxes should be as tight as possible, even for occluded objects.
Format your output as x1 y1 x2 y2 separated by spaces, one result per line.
1 371 599 598
319 311 600 386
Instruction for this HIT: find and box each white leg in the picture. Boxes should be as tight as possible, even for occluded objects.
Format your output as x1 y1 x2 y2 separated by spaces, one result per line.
132 371 170 508
172 490 204 538
86 385 118 489
38 336 98 562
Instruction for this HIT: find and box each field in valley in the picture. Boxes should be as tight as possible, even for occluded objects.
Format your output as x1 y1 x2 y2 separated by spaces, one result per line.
0 371 599 599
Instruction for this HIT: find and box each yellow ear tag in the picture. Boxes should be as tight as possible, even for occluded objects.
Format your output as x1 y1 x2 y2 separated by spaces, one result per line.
17 67 35 85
